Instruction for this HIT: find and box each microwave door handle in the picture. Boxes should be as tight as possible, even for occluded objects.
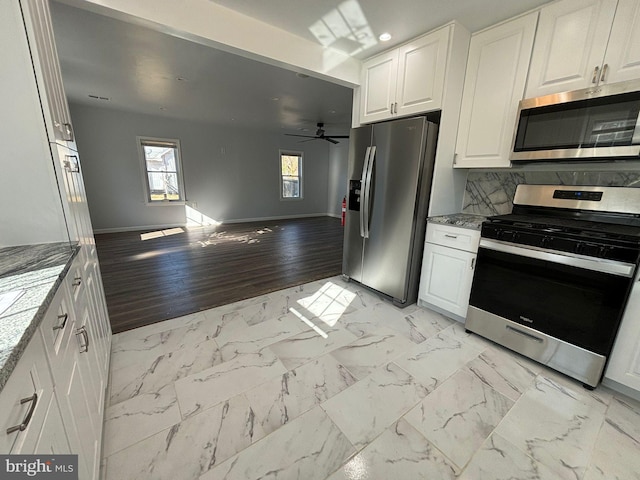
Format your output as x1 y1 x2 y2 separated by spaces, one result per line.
362 146 376 239
633 113 640 146
359 147 372 238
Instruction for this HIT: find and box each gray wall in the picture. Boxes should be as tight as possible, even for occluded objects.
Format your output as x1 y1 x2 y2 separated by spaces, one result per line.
70 103 347 232
327 141 349 217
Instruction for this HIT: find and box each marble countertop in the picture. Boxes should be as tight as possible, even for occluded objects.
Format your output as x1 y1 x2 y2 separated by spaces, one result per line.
0 242 79 393
428 213 487 231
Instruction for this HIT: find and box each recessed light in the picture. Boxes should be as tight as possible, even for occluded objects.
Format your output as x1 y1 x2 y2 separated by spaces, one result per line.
329 110 337 114
379 32 392 42
272 97 280 101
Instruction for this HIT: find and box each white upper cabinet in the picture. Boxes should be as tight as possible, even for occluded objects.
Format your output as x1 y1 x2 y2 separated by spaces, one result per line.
359 26 450 124
20 0 75 147
454 12 538 168
395 27 449 117
524 0 635 98
359 50 399 123
603 0 640 83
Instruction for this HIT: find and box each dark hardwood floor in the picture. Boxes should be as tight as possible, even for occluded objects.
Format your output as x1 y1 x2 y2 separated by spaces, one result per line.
95 217 344 334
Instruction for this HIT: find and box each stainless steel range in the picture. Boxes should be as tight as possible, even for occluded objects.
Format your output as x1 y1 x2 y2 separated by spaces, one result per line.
466 185 640 388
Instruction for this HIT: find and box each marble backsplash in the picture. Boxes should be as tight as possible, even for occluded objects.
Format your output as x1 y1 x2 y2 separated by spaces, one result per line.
462 171 640 216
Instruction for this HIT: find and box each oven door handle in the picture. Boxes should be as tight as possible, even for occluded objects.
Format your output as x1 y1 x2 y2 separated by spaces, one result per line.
479 238 636 277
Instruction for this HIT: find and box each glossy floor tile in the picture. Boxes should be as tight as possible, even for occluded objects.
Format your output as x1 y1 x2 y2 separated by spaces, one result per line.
103 276 640 480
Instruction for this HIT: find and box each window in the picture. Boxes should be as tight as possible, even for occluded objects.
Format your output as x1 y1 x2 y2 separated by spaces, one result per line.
280 151 303 199
138 137 185 203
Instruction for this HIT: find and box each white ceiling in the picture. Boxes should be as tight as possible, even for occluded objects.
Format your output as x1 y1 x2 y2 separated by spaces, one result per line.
50 0 551 135
210 0 551 60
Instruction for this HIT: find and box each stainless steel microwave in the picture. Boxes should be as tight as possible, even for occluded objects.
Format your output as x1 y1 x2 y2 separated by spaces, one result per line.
511 79 640 162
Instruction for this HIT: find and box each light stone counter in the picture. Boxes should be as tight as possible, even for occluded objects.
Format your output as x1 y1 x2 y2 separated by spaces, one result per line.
427 213 487 231
0 242 78 392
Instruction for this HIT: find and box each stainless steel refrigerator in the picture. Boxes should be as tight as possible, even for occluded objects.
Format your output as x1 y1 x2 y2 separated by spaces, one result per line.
343 116 438 306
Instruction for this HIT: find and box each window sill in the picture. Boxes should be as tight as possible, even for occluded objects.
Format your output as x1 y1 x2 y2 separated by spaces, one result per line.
145 201 186 207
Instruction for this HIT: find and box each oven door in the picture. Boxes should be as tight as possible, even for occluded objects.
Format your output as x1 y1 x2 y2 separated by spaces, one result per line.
467 239 636 386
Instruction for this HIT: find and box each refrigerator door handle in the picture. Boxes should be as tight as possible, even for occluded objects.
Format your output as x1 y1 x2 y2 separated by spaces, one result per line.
359 146 372 238
362 145 376 239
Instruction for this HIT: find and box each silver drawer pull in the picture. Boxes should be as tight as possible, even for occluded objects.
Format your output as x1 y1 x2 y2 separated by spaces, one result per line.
72 277 82 287
53 313 68 331
444 234 458 239
76 326 90 353
506 325 543 343
6 394 38 435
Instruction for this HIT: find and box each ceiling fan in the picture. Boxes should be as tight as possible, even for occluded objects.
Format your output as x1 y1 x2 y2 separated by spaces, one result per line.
285 123 349 144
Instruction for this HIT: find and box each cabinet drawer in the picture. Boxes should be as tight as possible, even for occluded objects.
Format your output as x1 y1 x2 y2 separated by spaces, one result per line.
426 223 480 252
40 281 73 369
0 333 53 454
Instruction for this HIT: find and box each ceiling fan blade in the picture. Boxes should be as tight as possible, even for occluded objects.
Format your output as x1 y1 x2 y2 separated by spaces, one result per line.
325 135 350 138
284 133 317 138
324 137 339 144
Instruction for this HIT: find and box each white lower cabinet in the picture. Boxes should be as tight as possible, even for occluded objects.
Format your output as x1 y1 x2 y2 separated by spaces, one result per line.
1 251 109 479
0 333 54 455
418 223 480 322
42 254 107 479
605 269 640 395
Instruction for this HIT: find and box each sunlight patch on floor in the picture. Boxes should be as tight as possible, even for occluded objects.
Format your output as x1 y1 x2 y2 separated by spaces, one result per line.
140 227 184 241
289 307 329 339
294 281 356 328
196 228 275 247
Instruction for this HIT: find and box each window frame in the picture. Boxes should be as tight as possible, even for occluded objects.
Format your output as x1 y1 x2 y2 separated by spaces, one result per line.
137 136 186 205
279 150 304 201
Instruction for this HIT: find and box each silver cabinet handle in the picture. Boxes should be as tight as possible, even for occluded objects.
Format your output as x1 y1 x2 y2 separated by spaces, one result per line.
394 102 398 114
390 103 393 114
72 276 82 287
6 394 38 435
471 258 476 270
444 234 458 239
53 313 68 331
591 66 600 84
64 155 80 173
76 326 89 353
600 63 608 83
63 122 74 141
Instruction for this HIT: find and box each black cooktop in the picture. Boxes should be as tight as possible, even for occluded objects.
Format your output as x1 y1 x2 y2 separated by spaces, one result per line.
487 213 640 241
482 209 640 264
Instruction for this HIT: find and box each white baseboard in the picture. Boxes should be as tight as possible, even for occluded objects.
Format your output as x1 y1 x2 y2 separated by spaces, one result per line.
93 223 186 234
93 214 340 234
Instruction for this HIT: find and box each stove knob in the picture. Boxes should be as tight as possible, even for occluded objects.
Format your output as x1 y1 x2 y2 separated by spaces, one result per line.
575 242 585 255
598 246 608 258
541 236 550 248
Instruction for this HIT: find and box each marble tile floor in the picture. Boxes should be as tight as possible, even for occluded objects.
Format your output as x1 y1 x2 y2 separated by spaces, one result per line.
102 276 640 480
